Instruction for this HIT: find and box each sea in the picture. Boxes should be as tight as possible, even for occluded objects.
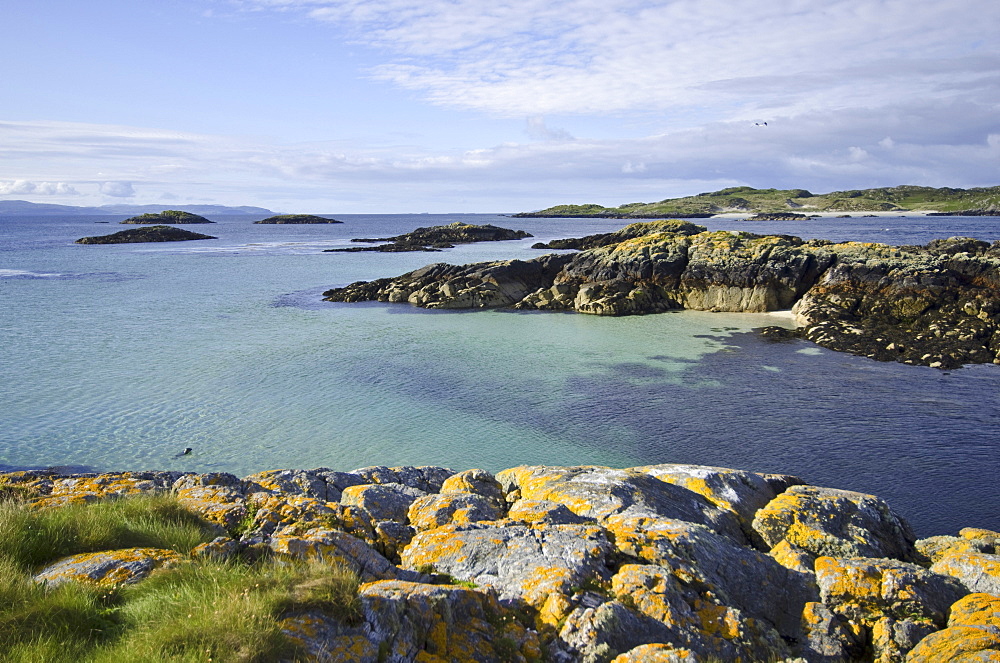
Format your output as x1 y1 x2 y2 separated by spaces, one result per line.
2 212 999 537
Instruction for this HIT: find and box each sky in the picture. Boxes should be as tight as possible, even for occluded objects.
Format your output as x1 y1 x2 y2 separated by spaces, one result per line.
1 0 998 213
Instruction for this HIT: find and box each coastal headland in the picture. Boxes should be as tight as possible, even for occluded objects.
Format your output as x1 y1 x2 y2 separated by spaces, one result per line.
2 463 997 662
512 185 1000 218
324 220 1000 369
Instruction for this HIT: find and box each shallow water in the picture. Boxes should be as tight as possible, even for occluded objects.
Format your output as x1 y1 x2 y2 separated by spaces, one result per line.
2 212 998 535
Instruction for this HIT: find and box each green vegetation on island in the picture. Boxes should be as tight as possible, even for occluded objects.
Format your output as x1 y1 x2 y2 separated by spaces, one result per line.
514 185 1000 218
76 226 217 244
254 214 343 224
120 210 214 224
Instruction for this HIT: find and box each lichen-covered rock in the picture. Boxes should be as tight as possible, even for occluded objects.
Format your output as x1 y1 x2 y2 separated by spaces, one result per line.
769 539 817 573
905 625 1000 662
348 466 455 493
610 563 790 661
496 465 745 543
752 484 917 561
440 468 506 511
269 527 424 583
190 536 241 561
400 521 614 621
799 600 865 663
507 499 592 526
245 468 364 502
558 598 677 663
610 643 700 662
20 471 181 508
280 611 377 662
407 492 503 532
606 515 816 640
915 535 997 565
815 556 968 661
175 484 247 530
931 552 1000 595
949 593 1000 629
359 580 540 663
340 482 428 524
241 492 376 546
373 521 415 563
33 548 182 588
634 463 804 543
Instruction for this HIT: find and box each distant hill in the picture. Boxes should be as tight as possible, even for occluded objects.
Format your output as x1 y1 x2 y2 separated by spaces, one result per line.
514 185 1000 218
0 200 273 216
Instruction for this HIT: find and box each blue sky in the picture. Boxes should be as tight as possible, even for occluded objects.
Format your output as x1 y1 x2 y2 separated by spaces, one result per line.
2 0 998 212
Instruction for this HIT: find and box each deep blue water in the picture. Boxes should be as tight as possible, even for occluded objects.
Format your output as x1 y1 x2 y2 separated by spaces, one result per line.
1 212 998 536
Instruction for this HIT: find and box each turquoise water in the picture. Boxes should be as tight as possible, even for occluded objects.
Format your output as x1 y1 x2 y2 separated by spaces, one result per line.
2 213 999 535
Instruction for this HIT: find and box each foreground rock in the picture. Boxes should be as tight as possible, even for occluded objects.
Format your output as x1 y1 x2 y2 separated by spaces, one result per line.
76 225 217 244
324 221 1000 368
120 210 214 224
254 214 342 224
324 221 532 252
3 462 997 661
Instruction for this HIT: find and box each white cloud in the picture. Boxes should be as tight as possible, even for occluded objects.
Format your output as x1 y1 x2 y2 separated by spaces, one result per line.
99 181 136 197
0 180 79 196
236 0 1000 121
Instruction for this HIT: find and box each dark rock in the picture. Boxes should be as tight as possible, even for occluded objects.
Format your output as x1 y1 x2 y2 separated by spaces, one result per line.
75 226 217 244
757 326 802 342
324 222 532 253
744 212 811 221
323 221 1000 368
119 210 213 224
927 208 1000 216
254 214 342 224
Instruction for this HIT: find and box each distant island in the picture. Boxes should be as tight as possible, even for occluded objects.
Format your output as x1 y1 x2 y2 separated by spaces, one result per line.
0 200 272 216
76 226 217 244
325 222 532 253
514 185 1000 218
120 210 214 224
254 214 342 224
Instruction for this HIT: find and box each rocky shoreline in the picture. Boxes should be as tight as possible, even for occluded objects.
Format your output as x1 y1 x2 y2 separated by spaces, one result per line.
324 220 1000 369
75 225 218 244
2 463 997 662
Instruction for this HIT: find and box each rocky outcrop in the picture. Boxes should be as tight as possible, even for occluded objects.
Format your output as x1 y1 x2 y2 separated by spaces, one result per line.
4 462 997 662
325 222 533 252
76 225 217 244
323 221 1000 368
254 214 342 224
120 210 214 224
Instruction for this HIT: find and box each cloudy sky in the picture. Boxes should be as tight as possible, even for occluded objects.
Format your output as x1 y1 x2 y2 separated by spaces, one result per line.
2 0 998 212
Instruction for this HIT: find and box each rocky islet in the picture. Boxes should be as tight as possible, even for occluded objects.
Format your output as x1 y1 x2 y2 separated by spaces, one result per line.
75 225 218 244
3 462 998 662
324 220 1000 369
325 221 533 252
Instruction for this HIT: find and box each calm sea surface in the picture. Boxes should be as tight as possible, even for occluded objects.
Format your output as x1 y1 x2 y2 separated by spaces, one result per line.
2 212 998 536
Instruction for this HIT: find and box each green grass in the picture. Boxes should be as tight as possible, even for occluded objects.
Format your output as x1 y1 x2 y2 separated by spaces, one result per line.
517 184 1000 217
0 495 362 662
0 494 217 571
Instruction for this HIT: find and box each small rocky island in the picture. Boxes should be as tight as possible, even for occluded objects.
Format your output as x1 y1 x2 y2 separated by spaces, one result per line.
325 222 532 253
120 210 214 224
1 462 997 662
254 214 343 224
324 220 1000 369
76 225 217 244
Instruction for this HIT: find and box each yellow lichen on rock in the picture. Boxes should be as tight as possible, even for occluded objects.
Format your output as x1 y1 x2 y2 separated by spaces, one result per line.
32 548 182 588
